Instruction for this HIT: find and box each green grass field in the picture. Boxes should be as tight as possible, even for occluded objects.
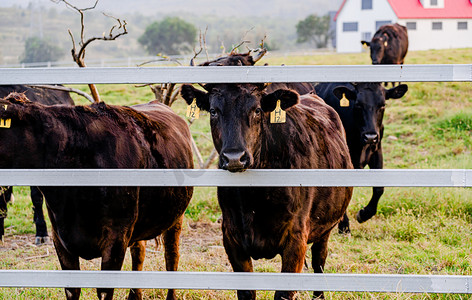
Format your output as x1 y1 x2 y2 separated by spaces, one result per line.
0 48 471 299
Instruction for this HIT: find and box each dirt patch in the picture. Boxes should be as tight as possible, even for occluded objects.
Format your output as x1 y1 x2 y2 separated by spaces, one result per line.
0 234 44 251
181 220 223 250
1 221 225 267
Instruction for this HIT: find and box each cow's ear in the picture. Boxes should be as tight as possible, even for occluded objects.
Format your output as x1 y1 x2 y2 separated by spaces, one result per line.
332 86 357 102
386 84 408 100
361 40 370 47
180 84 210 111
261 89 299 112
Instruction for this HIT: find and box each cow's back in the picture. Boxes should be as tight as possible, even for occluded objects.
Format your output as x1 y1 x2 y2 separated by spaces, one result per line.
0 85 74 106
296 93 352 170
131 101 193 169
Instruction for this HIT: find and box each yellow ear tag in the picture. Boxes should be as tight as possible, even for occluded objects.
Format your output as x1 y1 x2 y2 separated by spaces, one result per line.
270 100 286 123
0 118 11 128
362 42 368 49
384 41 388 47
340 93 350 107
0 105 10 128
186 98 200 119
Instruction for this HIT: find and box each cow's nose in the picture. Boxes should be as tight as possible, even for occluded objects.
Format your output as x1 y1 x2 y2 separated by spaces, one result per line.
363 133 379 144
220 151 249 172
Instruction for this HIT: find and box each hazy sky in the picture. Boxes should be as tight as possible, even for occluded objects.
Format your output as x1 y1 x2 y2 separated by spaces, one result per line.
1 0 344 18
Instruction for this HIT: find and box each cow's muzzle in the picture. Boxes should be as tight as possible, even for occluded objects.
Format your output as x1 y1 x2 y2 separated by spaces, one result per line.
219 151 250 172
362 133 379 145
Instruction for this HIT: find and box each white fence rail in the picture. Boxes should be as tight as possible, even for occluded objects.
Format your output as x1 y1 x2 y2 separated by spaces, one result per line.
0 169 470 187
0 271 471 294
0 65 471 295
0 64 471 85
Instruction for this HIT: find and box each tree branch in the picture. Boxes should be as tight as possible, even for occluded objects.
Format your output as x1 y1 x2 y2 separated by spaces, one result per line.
28 85 94 103
52 0 128 103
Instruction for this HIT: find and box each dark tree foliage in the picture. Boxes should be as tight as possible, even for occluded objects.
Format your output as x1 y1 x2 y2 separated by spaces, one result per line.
20 37 63 64
138 17 197 55
296 14 331 48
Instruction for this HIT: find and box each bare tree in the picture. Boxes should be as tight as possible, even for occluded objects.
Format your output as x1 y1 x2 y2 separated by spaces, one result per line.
135 29 218 169
51 0 128 103
27 84 94 103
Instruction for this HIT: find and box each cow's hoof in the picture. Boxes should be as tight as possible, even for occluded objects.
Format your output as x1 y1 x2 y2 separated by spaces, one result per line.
356 209 373 223
337 225 351 235
35 236 51 245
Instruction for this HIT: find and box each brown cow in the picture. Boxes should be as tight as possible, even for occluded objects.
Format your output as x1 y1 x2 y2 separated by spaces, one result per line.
0 93 193 300
181 83 352 299
0 85 74 244
361 23 408 65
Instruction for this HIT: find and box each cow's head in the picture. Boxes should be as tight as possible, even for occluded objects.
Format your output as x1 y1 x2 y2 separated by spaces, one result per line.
361 33 388 64
332 83 407 149
181 83 298 172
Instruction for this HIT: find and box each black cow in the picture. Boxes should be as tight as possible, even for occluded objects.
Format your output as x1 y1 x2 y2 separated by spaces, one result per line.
361 23 408 65
181 83 353 300
315 82 408 231
0 85 74 244
0 93 194 300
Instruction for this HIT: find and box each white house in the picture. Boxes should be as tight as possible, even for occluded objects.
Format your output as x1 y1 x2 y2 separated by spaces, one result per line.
334 0 472 52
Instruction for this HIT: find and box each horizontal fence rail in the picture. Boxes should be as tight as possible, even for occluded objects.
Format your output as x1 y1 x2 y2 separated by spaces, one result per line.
0 64 471 85
0 169 470 187
1 64 471 296
0 271 471 294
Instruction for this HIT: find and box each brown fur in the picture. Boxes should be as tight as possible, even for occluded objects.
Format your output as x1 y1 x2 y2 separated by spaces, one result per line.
0 86 74 242
0 93 193 300
181 83 353 300
362 23 408 65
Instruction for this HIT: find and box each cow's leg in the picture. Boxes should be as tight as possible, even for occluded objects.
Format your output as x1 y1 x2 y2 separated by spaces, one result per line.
127 240 146 300
275 236 308 300
0 216 4 243
31 187 49 245
311 234 330 299
356 150 384 223
337 212 350 234
222 226 255 300
97 235 130 300
162 215 184 300
0 187 13 242
52 229 81 300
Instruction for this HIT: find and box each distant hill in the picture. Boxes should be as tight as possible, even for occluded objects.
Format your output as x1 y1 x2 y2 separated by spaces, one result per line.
0 0 342 64
1 0 342 18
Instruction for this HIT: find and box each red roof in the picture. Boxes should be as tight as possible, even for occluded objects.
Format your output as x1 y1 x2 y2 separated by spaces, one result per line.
388 0 472 19
334 0 346 21
334 0 472 20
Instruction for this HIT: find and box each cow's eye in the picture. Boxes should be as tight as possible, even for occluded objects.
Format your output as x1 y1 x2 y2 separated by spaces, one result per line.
255 108 262 116
209 108 217 117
